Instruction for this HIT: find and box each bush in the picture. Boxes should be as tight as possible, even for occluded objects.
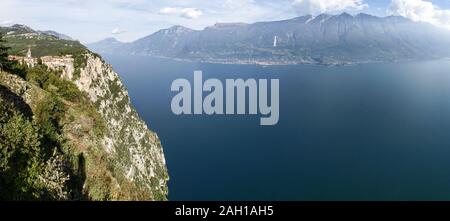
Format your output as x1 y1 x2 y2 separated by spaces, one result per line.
0 93 75 200
0 33 27 78
5 62 28 79
27 65 83 102
0 109 73 200
0 113 43 200
34 95 65 154
0 33 9 71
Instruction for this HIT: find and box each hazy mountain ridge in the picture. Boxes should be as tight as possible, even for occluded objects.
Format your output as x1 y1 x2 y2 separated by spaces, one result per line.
0 25 84 57
88 13 450 65
38 30 74 41
87 37 127 54
1 24 74 41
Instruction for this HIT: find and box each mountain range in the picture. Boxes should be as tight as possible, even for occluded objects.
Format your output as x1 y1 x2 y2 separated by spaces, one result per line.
88 13 450 65
1 24 73 40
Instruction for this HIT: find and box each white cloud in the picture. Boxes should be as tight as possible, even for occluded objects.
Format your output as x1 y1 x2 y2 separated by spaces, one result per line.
159 7 178 15
159 7 203 19
292 0 368 15
0 0 300 42
111 28 126 34
389 0 450 29
180 8 203 19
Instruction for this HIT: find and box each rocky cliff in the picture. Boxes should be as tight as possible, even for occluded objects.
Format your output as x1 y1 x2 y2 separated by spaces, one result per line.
0 26 168 200
67 54 169 200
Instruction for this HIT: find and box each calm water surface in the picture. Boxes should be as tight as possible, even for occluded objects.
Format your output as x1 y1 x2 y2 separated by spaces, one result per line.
103 55 450 200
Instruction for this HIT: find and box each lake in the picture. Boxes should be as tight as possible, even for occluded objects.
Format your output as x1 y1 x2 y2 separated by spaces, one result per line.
103 55 450 201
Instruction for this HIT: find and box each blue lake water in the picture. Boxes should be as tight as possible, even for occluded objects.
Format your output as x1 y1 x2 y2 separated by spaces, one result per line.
103 55 450 200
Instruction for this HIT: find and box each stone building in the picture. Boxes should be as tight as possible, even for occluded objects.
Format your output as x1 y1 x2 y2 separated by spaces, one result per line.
41 55 74 77
7 48 74 77
7 47 37 67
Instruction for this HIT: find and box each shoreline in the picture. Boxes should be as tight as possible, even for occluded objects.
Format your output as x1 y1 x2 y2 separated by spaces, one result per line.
98 52 450 68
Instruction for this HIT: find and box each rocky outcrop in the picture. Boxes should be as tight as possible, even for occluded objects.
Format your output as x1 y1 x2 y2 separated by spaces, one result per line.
1 23 169 200
41 55 74 78
64 54 169 200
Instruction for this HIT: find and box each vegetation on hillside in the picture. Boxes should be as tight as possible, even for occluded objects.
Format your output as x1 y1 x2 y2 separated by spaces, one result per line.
0 26 90 79
0 29 167 200
0 32 125 200
0 26 87 58
0 33 27 78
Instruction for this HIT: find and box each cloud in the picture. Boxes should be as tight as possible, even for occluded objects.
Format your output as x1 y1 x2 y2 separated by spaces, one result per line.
180 8 203 19
111 28 126 34
159 7 203 19
292 0 368 15
389 0 450 29
159 7 178 15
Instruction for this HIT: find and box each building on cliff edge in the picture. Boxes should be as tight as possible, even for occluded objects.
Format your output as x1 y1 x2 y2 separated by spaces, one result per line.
8 48 74 74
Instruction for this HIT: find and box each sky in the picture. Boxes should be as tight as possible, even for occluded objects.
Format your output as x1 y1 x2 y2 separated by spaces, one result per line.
1 0 450 43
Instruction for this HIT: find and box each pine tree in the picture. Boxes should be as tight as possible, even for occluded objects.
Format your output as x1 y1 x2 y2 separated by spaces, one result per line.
0 33 10 72
0 34 27 78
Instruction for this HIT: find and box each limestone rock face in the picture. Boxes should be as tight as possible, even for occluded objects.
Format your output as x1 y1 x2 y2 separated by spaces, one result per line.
68 54 169 200
0 23 169 200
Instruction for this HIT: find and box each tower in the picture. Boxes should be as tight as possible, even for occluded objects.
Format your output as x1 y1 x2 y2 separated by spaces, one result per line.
26 47 32 58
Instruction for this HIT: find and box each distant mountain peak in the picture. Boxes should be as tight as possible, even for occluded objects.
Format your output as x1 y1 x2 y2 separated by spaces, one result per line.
87 12 450 65
315 13 332 18
1 24 75 41
310 13 333 23
102 37 121 42
356 12 374 17
150 25 195 37
38 30 74 40
11 24 32 29
338 12 353 17
86 37 125 54
281 15 315 24
9 24 34 33
167 25 193 32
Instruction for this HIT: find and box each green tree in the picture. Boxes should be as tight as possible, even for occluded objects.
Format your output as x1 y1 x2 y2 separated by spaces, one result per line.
0 33 27 78
34 95 65 156
0 95 71 200
27 65 83 102
0 33 10 72
0 113 43 200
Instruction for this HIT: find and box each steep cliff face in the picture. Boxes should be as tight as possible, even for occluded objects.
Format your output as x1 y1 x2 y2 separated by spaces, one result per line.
1 25 168 200
0 55 168 200
64 54 169 200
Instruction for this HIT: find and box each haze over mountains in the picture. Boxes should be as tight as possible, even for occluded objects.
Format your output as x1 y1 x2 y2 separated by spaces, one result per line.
88 13 450 65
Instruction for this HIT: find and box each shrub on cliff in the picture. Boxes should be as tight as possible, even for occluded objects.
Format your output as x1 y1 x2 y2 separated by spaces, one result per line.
0 33 9 72
0 92 72 200
0 34 27 78
0 114 42 200
27 65 83 102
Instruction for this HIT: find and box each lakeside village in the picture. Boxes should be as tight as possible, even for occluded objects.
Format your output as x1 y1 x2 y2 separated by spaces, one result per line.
7 47 74 75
